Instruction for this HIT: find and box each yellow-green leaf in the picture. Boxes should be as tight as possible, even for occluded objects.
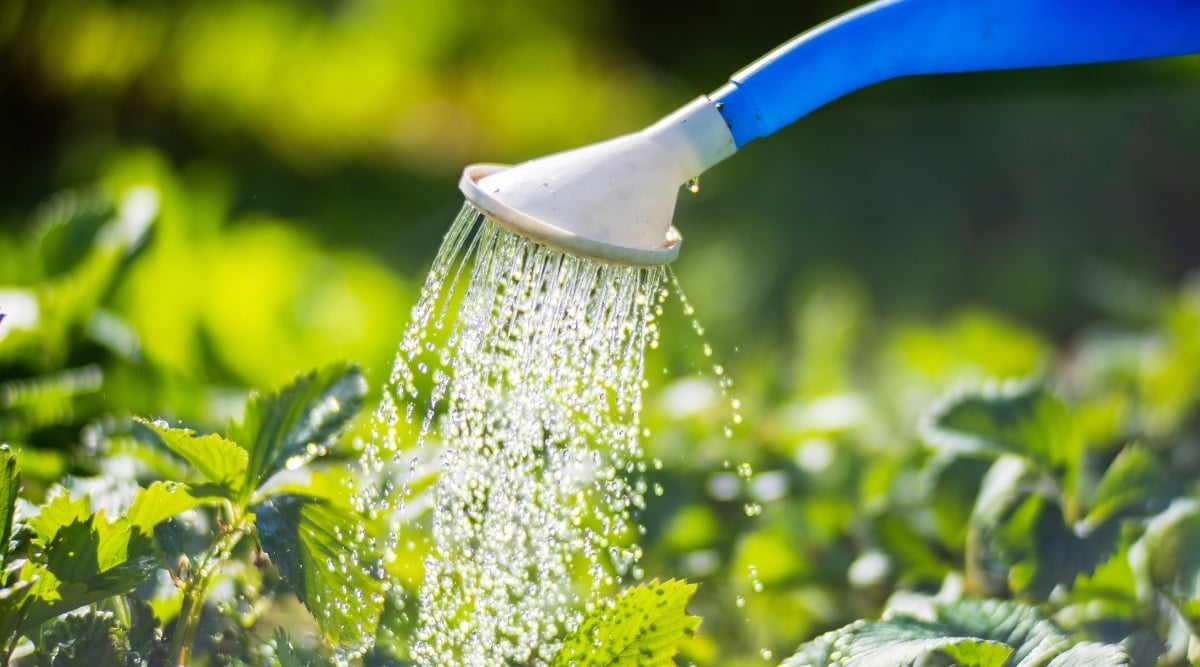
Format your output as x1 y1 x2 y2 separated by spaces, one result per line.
553 579 701 667
139 420 249 497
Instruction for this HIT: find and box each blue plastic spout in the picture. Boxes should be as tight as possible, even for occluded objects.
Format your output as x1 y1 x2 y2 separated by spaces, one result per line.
711 0 1200 147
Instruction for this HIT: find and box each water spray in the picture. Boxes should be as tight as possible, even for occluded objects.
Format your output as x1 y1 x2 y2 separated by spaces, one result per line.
460 0 1200 267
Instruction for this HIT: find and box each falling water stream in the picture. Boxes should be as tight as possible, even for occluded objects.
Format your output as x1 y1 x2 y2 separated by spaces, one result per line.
371 204 668 665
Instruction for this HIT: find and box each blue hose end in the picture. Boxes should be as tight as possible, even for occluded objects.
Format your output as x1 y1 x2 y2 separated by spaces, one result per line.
709 83 763 149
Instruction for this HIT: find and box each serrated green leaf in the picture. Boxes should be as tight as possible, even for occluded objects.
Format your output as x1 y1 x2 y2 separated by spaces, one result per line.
228 362 366 495
138 420 248 498
0 445 19 569
780 629 837 667
32 597 165 667
254 494 382 659
34 608 129 667
123 481 204 533
19 516 157 632
553 579 700 667
1045 642 1129 667
785 600 1125 667
921 383 1078 471
934 599 1070 666
1083 444 1180 531
27 489 93 545
836 616 1013 667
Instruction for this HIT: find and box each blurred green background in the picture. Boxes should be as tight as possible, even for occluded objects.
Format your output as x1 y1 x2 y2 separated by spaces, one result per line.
3 0 1200 663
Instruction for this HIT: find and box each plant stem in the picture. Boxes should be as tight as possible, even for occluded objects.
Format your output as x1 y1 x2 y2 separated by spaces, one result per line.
168 517 252 667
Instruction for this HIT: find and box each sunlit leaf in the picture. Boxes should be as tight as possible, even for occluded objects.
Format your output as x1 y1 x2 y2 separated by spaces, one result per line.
26 489 93 545
553 579 701 667
122 481 204 533
254 494 382 659
138 420 249 498
19 517 157 632
228 362 366 496
921 383 1078 471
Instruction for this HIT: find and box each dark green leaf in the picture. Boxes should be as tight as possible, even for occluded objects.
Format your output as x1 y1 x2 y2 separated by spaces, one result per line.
871 511 950 583
552 579 700 667
921 383 1078 471
0 445 18 569
968 456 1117 597
254 494 382 659
34 608 128 667
32 596 166 667
1083 444 1180 531
922 453 993 551
228 362 366 495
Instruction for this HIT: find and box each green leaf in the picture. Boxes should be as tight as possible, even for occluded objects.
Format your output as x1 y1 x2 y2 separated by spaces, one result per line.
27 489 93 545
1082 444 1180 531
0 445 19 569
32 597 166 667
138 420 249 498
784 599 1126 667
228 362 366 495
34 608 129 667
19 517 157 632
934 599 1071 666
123 481 204 533
870 511 950 584
254 494 382 660
10 484 190 637
837 616 1013 667
1131 499 1200 630
552 579 701 667
1046 642 1130 667
921 383 1078 471
968 456 1117 597
921 453 993 551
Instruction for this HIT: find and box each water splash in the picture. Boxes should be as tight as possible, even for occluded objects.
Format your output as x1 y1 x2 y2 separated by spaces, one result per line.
371 204 665 665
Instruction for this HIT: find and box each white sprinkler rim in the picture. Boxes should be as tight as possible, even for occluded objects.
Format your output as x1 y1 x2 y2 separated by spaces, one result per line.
459 164 682 267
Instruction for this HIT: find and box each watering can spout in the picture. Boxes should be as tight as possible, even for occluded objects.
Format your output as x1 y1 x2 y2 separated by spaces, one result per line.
461 0 1200 267
459 97 735 267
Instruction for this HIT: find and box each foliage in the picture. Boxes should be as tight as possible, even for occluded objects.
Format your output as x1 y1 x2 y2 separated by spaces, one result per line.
553 579 700 667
